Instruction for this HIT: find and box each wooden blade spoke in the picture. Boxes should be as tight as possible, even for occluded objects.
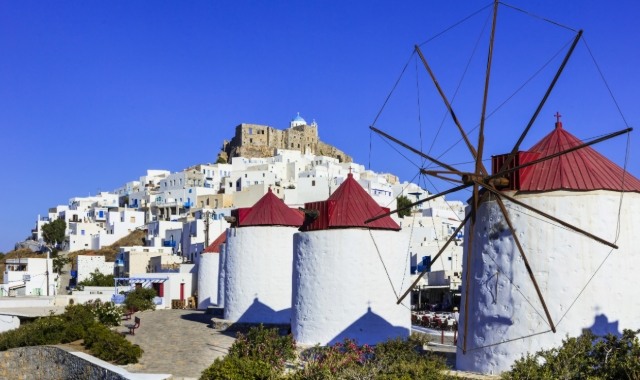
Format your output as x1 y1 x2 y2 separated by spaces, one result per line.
420 169 466 183
481 184 618 249
494 195 556 332
497 30 583 174
365 183 471 224
476 0 499 181
370 126 461 173
414 45 488 176
396 211 471 304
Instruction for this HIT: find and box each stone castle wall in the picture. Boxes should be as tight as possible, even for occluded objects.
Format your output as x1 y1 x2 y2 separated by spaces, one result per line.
223 123 351 163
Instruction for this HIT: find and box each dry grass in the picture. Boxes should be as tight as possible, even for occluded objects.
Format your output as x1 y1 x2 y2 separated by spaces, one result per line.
0 230 147 282
66 229 147 264
0 249 45 283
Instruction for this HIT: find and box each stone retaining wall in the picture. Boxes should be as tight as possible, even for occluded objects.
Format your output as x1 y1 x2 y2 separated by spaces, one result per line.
0 346 128 380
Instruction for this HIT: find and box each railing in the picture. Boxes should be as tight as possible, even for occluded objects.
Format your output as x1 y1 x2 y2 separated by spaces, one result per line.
162 240 177 247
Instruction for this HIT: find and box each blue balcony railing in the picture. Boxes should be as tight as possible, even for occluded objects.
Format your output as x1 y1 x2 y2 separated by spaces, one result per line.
163 240 177 247
184 201 193 208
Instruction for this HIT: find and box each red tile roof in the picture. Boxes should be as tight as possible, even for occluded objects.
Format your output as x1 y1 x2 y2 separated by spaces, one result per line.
517 122 640 192
300 173 401 231
237 189 304 227
203 231 227 253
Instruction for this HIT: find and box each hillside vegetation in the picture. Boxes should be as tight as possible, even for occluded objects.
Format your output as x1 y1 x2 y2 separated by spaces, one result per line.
1 229 146 281
66 229 146 264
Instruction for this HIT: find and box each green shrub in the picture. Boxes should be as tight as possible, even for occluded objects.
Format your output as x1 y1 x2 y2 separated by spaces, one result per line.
293 337 449 380
124 287 157 312
503 329 640 380
228 325 296 371
83 324 143 364
201 325 296 379
61 303 98 341
0 315 67 350
295 338 374 379
86 299 124 326
78 269 115 287
0 302 142 365
200 356 273 380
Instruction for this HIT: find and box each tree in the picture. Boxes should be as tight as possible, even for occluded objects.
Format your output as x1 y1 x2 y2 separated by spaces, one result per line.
124 287 157 312
42 218 66 247
396 195 413 218
53 256 71 274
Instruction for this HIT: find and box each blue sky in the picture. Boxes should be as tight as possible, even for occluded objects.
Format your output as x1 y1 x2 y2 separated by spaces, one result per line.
2 1 639 252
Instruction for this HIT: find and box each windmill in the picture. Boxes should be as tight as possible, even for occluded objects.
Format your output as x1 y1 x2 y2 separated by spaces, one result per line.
366 0 636 372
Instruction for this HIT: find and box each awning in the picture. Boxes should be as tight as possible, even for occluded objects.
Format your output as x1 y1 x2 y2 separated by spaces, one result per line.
418 285 451 290
115 277 168 283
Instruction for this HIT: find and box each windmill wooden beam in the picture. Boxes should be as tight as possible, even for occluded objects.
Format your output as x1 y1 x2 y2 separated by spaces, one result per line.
370 126 462 173
497 29 583 175
492 191 556 333
415 44 488 176
396 211 471 304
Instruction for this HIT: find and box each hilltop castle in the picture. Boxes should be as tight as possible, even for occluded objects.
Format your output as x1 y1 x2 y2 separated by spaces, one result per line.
220 114 352 163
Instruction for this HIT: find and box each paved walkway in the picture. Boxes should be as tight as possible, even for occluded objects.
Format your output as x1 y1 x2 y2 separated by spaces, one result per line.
118 309 236 380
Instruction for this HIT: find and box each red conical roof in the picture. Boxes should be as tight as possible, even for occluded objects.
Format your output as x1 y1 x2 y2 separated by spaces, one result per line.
300 173 400 231
203 231 227 253
518 123 640 192
237 188 304 227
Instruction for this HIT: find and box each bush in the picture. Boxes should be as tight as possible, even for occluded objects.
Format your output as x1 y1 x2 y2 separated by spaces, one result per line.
124 287 157 312
200 356 273 380
0 315 67 350
86 299 124 326
293 336 448 380
228 325 296 371
83 324 143 364
503 329 640 380
78 270 114 287
0 302 142 365
201 325 296 379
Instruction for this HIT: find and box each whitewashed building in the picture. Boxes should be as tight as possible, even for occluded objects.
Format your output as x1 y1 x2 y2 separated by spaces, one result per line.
292 173 411 345
224 189 304 324
76 255 114 283
456 122 640 374
198 231 227 309
1 258 56 297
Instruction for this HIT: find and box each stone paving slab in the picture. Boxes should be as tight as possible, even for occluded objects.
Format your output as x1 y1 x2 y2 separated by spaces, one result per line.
118 309 236 379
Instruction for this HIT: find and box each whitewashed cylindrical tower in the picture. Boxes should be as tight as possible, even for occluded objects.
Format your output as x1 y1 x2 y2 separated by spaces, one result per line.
197 231 227 309
456 122 640 374
292 173 411 346
217 242 227 308
223 189 303 324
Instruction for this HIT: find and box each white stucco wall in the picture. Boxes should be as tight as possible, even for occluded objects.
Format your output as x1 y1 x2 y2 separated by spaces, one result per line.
76 256 115 283
0 314 20 333
2 258 55 296
224 226 297 324
292 229 411 346
197 252 220 309
217 244 227 308
456 191 640 375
